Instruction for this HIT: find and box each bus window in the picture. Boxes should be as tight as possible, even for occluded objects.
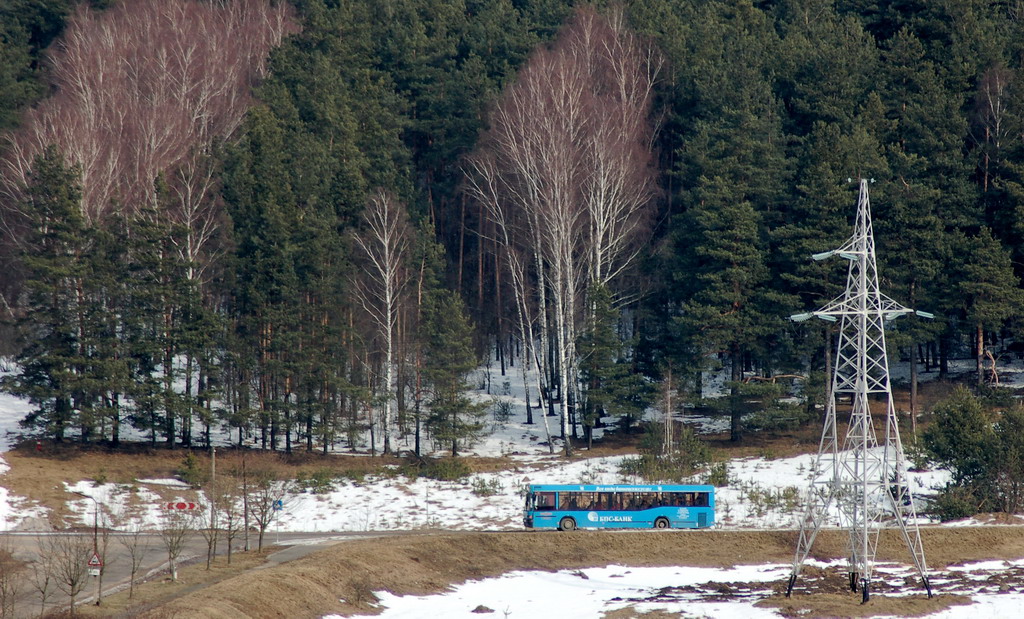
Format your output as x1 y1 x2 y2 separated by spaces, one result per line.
694 492 709 507
621 492 639 510
636 492 655 510
537 492 556 510
559 492 586 510
558 493 574 510
609 493 625 511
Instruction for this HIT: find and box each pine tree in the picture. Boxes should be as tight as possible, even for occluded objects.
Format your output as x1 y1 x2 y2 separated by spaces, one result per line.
0 0 72 130
672 175 784 442
117 205 176 446
578 284 652 447
408 222 447 456
772 112 892 417
774 0 880 136
876 27 975 380
422 289 484 456
223 105 302 451
950 228 1023 386
5 146 88 441
662 1 791 441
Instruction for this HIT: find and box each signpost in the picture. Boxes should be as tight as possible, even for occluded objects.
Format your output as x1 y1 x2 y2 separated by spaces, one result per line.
87 552 102 578
275 499 283 543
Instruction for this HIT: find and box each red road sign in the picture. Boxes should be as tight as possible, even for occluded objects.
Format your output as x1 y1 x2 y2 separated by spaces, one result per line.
164 502 199 510
87 552 102 567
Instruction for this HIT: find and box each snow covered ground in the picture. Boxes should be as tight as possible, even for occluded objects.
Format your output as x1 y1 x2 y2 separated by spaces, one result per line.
339 563 794 619
324 558 1024 619
0 358 1022 616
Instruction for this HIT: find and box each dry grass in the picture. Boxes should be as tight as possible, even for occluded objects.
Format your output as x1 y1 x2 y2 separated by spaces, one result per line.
126 526 1024 618
3 442 411 528
71 549 273 617
760 592 973 618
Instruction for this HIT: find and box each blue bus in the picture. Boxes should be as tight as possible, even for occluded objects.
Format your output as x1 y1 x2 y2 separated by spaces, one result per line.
523 484 715 531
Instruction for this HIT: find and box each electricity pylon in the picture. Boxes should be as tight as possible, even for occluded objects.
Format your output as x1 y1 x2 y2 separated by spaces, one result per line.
785 179 932 603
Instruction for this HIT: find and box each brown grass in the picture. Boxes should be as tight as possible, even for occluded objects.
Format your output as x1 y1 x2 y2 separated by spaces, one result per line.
71 549 273 617
760 592 973 618
2 442 415 528
129 526 1024 618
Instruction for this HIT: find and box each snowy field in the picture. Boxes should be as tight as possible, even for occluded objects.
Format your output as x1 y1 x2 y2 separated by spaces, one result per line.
0 358 1023 616
325 558 1024 619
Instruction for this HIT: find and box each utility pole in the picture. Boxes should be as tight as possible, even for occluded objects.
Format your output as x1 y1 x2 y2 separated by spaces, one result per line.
786 179 932 603
73 491 103 605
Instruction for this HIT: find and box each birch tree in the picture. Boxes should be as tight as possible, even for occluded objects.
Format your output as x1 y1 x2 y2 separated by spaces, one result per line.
219 476 244 564
466 154 549 445
466 6 659 455
352 190 411 455
0 0 294 226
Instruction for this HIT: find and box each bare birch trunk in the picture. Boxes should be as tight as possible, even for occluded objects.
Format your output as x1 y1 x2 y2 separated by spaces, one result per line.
353 190 411 455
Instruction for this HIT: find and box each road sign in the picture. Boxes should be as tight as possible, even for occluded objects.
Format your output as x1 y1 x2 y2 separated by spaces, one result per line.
164 502 199 510
89 568 100 577
274 499 283 511
87 552 102 567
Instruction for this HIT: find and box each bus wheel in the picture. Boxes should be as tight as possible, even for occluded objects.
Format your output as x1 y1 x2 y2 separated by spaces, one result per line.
654 517 670 529
559 517 576 531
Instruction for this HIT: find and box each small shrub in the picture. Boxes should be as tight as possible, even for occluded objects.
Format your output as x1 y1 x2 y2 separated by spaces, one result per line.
351 576 378 608
297 467 337 494
905 441 931 472
403 456 472 481
513 477 530 498
928 485 979 522
341 469 367 484
617 454 697 484
400 461 421 482
703 462 730 487
742 484 801 517
619 422 712 483
176 452 208 488
492 399 513 423
745 400 816 432
977 384 1016 409
618 455 647 479
578 460 604 485
470 476 502 497
425 457 472 481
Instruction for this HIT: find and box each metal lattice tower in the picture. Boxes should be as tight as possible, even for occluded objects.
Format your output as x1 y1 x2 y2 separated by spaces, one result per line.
785 179 932 603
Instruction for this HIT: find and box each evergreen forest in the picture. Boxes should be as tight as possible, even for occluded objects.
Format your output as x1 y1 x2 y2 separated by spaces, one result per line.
2 0 1024 464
